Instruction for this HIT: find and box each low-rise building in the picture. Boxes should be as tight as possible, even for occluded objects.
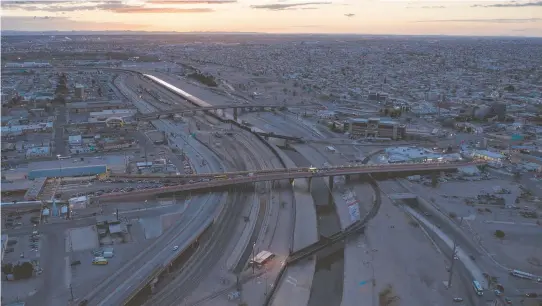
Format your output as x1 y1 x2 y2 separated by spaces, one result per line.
67 100 129 113
25 146 51 159
1 122 54 136
89 109 137 122
348 117 406 140
471 150 504 162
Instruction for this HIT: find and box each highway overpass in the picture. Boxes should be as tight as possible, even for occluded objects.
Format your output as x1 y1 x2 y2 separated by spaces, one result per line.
134 104 313 121
96 161 485 202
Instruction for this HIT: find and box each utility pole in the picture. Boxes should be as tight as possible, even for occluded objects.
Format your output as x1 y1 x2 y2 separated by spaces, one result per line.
144 145 148 166
69 284 74 301
252 242 256 274
447 217 463 289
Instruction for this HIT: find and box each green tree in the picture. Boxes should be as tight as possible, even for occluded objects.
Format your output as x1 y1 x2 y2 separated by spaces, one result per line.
494 230 505 239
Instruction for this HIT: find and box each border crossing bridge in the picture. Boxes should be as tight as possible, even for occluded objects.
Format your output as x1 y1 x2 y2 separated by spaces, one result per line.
95 160 484 202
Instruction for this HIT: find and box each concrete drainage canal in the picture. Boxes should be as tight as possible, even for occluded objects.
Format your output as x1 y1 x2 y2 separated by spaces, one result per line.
284 148 345 306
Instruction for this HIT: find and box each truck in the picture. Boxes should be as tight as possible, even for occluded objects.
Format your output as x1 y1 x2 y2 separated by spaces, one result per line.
103 251 114 258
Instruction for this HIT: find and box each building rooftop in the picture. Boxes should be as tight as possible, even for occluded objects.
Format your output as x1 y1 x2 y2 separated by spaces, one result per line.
89 109 136 116
474 150 504 159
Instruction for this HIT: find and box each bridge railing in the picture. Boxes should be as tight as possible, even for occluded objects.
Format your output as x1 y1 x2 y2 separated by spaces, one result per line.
95 161 486 202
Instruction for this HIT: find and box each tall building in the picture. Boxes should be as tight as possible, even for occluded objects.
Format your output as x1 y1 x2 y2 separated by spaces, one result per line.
348 118 406 140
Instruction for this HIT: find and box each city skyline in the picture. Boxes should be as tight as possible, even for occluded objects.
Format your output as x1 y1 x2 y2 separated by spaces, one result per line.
1 0 542 37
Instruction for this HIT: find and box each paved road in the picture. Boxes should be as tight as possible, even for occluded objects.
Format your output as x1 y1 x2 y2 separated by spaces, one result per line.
53 105 67 156
95 161 483 201
77 74 227 306
87 193 223 306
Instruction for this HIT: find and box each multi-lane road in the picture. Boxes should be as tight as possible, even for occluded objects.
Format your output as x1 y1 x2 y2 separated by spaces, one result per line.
95 160 486 202
78 72 228 306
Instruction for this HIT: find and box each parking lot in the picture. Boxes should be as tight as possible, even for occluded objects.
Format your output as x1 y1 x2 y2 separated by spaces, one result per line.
68 221 153 300
3 211 41 230
1 230 44 304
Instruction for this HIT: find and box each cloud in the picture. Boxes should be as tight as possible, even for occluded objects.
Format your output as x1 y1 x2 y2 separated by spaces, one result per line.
147 0 236 3
471 1 542 7
111 6 214 13
406 5 445 8
415 18 542 23
344 13 355 17
1 1 215 13
0 15 148 31
1 1 126 12
250 2 331 10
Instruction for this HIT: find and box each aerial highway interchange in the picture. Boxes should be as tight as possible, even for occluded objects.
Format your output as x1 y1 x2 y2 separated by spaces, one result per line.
2 35 542 306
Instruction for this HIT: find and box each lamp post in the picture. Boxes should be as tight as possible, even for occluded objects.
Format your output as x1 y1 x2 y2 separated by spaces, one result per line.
252 242 256 274
56 154 62 176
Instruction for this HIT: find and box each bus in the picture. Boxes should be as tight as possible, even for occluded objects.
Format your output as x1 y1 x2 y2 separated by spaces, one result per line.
250 251 275 268
472 280 483 296
510 269 542 282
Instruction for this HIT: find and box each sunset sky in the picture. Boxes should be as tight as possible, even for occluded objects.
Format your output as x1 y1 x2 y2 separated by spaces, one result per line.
1 0 541 36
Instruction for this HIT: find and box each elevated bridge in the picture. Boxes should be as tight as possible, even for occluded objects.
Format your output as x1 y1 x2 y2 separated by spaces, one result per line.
255 132 304 143
134 104 313 121
95 160 484 203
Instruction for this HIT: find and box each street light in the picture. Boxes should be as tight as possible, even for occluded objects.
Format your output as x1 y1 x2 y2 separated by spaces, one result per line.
56 154 62 176
252 242 256 274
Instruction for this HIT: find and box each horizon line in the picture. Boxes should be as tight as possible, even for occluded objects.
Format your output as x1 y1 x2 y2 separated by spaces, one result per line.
2 30 542 39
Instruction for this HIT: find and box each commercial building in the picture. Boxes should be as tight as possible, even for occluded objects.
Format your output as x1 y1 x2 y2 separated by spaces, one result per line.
89 109 137 122
471 150 504 162
1 122 54 136
348 118 406 140
67 100 130 113
28 165 108 180
25 146 51 159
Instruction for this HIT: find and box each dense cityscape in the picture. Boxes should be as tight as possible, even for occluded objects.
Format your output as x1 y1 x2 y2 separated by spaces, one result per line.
1 33 542 306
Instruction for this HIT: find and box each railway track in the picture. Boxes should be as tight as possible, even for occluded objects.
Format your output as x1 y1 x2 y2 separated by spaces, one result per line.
144 192 247 306
145 128 271 305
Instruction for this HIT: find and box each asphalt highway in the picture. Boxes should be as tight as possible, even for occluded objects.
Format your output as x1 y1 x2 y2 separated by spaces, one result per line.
78 73 227 306
95 161 485 202
81 193 223 306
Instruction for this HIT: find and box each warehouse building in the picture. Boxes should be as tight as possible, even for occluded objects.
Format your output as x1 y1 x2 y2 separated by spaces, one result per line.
348 118 406 140
28 165 108 180
89 109 137 123
67 100 130 113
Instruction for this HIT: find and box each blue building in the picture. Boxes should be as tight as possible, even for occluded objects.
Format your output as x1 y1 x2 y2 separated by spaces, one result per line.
28 165 107 180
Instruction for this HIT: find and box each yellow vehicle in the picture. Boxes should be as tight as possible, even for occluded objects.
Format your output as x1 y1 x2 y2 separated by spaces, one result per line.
214 175 228 180
308 166 318 173
92 257 108 265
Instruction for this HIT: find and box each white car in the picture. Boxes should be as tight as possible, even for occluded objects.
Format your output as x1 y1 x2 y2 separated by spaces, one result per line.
172 246 179 251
